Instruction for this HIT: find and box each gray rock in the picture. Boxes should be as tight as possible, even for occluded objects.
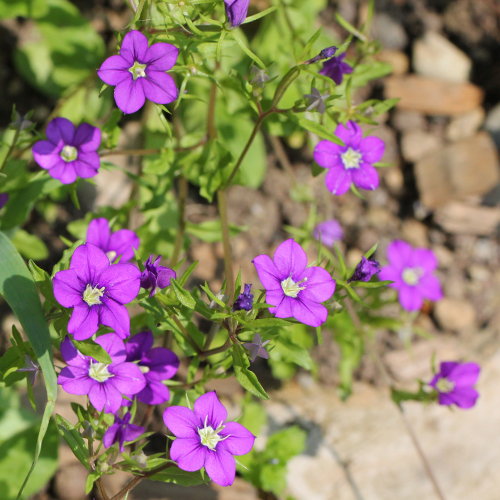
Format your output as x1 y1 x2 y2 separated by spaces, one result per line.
401 130 442 162
446 108 485 141
392 110 427 133
485 103 500 149
372 13 408 50
413 32 472 83
434 202 500 236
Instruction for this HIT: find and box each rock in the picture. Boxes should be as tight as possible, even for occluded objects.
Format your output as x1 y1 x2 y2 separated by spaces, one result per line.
371 13 408 50
54 463 88 500
401 130 442 162
434 202 500 235
414 132 499 209
485 103 500 149
191 243 217 281
376 49 409 76
385 75 483 115
401 220 429 247
413 32 472 83
446 108 485 141
435 298 477 332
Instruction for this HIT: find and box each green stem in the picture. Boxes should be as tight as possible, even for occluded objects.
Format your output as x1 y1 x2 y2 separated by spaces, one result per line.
0 127 21 172
217 189 235 303
170 175 188 266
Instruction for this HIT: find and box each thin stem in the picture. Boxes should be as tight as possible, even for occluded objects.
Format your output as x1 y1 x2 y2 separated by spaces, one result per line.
170 175 188 266
100 140 206 157
170 314 201 354
0 127 21 172
200 338 232 359
217 189 235 303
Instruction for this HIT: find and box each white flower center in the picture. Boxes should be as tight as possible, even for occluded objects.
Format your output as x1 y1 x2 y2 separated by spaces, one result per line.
197 417 228 451
106 250 117 262
402 267 422 286
82 284 105 306
281 276 307 298
139 365 150 374
60 145 78 162
436 378 454 393
129 61 147 80
341 147 362 169
88 362 113 382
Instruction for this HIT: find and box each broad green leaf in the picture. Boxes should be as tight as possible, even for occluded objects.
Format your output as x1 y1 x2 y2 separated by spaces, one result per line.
232 345 269 399
150 465 208 486
73 339 112 364
54 415 89 470
11 230 49 261
171 279 196 309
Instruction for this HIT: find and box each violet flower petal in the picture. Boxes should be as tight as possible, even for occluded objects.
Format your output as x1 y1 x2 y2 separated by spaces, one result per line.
193 391 227 427
170 438 207 471
142 72 178 104
273 238 308 279
325 167 352 195
163 406 200 438
351 163 379 191
68 304 99 340
46 117 75 144
120 30 149 62
97 55 131 85
204 449 236 487
145 42 179 71
114 79 146 115
219 422 255 456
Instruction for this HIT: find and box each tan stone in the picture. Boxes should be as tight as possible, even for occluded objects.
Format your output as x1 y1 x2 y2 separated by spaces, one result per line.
385 75 483 115
434 202 500 235
376 49 409 76
414 132 499 209
401 130 441 162
446 107 485 141
435 298 477 332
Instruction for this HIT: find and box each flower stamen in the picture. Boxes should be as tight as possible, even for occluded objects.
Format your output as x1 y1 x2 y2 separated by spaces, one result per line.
197 416 229 451
83 284 106 306
60 145 78 162
281 276 307 298
436 378 455 393
341 147 362 169
88 362 113 382
129 61 147 80
402 267 422 286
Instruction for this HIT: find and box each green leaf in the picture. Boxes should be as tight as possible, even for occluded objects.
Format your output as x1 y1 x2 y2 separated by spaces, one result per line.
0 232 57 499
232 345 269 400
262 425 306 463
0 0 48 19
170 279 196 309
297 116 344 144
150 466 208 486
11 230 49 260
73 339 112 364
54 415 89 470
186 219 245 243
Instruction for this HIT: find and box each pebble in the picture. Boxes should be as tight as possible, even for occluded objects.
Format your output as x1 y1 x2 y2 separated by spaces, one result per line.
371 13 408 49
385 75 483 115
435 298 477 332
414 132 499 209
54 463 88 500
401 219 429 247
401 130 441 162
485 102 500 149
391 109 427 132
446 108 485 141
413 32 472 83
434 202 500 236
376 49 409 76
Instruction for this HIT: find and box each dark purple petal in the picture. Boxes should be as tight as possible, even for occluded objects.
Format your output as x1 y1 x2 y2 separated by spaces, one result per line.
252 255 281 290
144 42 179 71
68 304 99 340
114 79 146 114
156 268 176 288
99 264 140 304
142 71 178 104
107 229 140 262
298 266 335 303
46 117 75 145
72 153 100 179
120 30 149 63
204 449 236 487
291 298 328 327
99 299 131 339
73 123 101 152
440 387 479 409
273 239 308 280
126 331 154 361
97 55 131 85
95 333 127 364
32 140 61 169
86 218 111 253
121 422 144 445
313 140 343 169
103 423 120 449
350 163 379 191
60 337 88 368
170 437 207 472
219 422 255 456
109 362 146 395
359 135 385 164
53 269 84 308
136 380 170 405
224 0 250 27
194 391 227 428
325 166 352 195
163 406 199 438
143 347 179 380
58 366 94 395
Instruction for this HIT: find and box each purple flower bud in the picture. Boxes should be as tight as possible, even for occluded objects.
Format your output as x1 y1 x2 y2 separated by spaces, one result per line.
305 46 338 64
313 220 344 247
348 256 381 282
224 0 250 27
244 334 270 362
233 284 254 311
319 53 353 85
0 193 9 209
140 255 176 297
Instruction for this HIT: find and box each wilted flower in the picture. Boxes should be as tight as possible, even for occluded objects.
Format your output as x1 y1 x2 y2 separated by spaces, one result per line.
314 121 385 196
98 30 179 114
224 0 250 27
304 88 330 114
32 117 101 184
0 193 9 209
140 255 176 297
233 284 254 311
18 355 40 386
379 240 443 311
53 243 141 340
244 334 270 362
124 331 179 405
320 53 353 85
103 413 144 452
313 220 344 247
253 239 336 327
58 334 146 413
429 361 480 409
250 66 270 87
305 46 337 64
86 218 140 263
163 391 255 486
348 256 381 282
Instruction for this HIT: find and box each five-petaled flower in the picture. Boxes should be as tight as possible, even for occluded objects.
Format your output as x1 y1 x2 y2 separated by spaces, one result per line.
58 334 146 413
379 240 443 311
163 391 255 486
253 239 335 327
53 243 141 340
124 331 179 405
86 218 140 263
244 334 270 362
320 53 353 85
313 220 344 247
98 30 179 114
140 255 176 297
429 361 480 409
32 117 101 184
314 121 385 196
224 0 250 27
103 413 144 452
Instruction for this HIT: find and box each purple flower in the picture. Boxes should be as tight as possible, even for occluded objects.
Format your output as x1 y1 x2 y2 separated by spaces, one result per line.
379 240 443 312
348 256 381 282
53 243 141 340
319 53 353 85
313 220 344 247
86 218 140 263
253 239 336 327
58 334 146 413
103 413 144 452
314 121 384 196
140 255 176 297
32 117 101 184
0 193 9 209
97 30 179 115
244 334 270 362
124 331 179 405
224 0 250 27
163 391 255 487
429 361 480 409
233 284 254 311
